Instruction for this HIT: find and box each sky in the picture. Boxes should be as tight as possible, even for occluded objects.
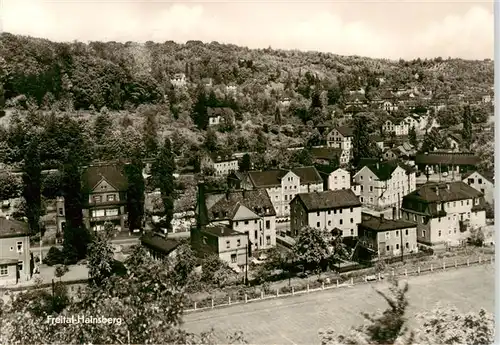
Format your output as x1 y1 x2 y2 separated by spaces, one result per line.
0 0 495 60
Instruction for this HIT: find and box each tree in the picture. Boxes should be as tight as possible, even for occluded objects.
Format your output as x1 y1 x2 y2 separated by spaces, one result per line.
408 125 418 147
352 115 374 168
204 129 218 152
417 306 494 345
125 153 145 231
293 226 330 272
151 138 176 231
421 128 444 153
143 109 159 158
462 105 473 150
93 112 113 144
192 87 208 130
292 148 313 167
319 279 414 345
22 134 42 234
239 153 251 172
87 222 115 286
201 254 233 288
0 172 22 200
0 83 5 117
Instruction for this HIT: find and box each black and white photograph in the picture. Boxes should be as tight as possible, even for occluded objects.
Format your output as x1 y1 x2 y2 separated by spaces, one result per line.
0 0 496 344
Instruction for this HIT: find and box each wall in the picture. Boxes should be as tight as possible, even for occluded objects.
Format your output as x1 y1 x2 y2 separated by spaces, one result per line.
328 169 350 191
218 235 249 270
306 206 362 237
0 235 31 282
375 227 418 256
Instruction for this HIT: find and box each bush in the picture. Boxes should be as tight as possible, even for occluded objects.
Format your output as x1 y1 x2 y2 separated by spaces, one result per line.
280 286 292 294
54 264 69 278
44 246 64 266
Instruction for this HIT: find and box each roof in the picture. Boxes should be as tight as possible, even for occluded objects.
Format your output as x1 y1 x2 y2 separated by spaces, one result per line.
0 217 30 239
415 152 479 166
293 189 361 212
403 181 483 204
248 167 322 188
462 170 494 184
206 189 276 221
209 153 237 163
202 225 243 237
370 133 384 142
335 126 354 137
82 164 128 192
310 147 343 161
358 161 414 181
360 213 417 232
140 233 181 254
207 107 235 118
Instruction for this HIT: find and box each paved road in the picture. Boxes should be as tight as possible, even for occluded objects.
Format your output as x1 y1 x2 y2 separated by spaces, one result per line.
183 265 494 345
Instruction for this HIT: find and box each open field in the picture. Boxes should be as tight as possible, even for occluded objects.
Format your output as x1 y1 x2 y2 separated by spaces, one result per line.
182 265 495 345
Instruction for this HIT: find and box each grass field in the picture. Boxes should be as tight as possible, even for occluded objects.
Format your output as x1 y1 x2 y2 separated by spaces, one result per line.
183 265 495 345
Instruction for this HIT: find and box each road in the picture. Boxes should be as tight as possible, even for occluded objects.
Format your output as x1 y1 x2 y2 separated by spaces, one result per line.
183 265 494 345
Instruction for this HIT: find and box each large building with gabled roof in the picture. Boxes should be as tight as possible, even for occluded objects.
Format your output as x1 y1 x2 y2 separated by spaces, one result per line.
81 163 129 232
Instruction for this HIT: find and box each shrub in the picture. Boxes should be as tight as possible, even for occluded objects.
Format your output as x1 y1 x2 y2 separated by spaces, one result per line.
54 264 69 278
280 286 292 294
44 246 64 266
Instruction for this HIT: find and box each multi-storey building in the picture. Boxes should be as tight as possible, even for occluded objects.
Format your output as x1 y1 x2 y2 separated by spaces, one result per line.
326 168 351 191
383 119 409 136
205 188 277 252
358 213 418 258
247 167 324 220
202 153 238 177
290 189 362 238
326 126 354 151
401 181 486 247
0 217 32 286
463 171 494 205
82 164 128 232
170 73 187 87
207 107 236 127
140 232 181 261
415 152 479 175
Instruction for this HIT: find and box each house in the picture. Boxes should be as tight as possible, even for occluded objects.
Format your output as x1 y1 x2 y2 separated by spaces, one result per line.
415 152 479 175
326 168 351 191
344 93 368 108
326 126 354 151
140 232 182 261
170 73 187 87
358 213 418 258
191 184 249 271
290 189 362 238
382 149 399 162
370 134 385 151
247 167 324 220
279 98 291 107
463 171 494 205
81 163 128 232
383 101 398 112
226 84 237 94
383 143 416 165
0 217 32 286
202 78 213 87
310 146 349 166
202 153 238 177
383 119 409 136
344 105 364 117
482 95 492 103
445 133 462 152
205 188 276 251
353 161 416 212
207 107 235 127
401 181 487 247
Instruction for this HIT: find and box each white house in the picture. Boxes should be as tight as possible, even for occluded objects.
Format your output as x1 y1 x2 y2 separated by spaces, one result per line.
207 107 235 127
383 101 398 112
170 73 187 87
353 161 416 212
203 154 238 177
463 171 494 205
327 126 354 150
290 189 362 238
327 168 351 191
247 167 324 220
383 119 409 136
401 182 487 248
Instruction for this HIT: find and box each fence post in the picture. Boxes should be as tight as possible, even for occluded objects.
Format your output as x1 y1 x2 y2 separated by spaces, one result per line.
454 260 457 268
194 302 197 310
292 286 295 295
479 256 482 263
443 261 446 270
350 277 353 285
404 269 407 276
322 282 325 290
364 276 367 282
307 284 310 293
467 258 470 266
336 279 339 287
276 289 279 297
261 291 264 299
211 298 214 309
430 264 433 272
228 296 231 305
417 267 420 275
245 294 248 303
378 272 381 281
391 269 395 277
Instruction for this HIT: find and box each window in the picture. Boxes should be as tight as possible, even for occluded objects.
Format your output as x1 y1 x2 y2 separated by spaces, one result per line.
468 178 474 185
339 219 343 225
437 203 442 211
226 240 230 249
328 210 331 215
10 246 13 251
58 208 64 216
360 186 364 192
350 207 353 212
244 220 249 225
360 176 363 180
0 265 7 276
421 216 424 224
481 189 485 194
105 209 118 217
18 261 23 272
92 195 102 203
478 178 483 184
369 197 373 203
360 197 364 202
339 209 342 214
396 230 399 237
231 254 237 263
438 230 442 237
467 200 470 205
235 221 239 226
317 211 320 216
385 232 390 239
328 220 332 226
350 229 354 236
107 194 116 202
405 229 408 236
254 230 258 239
284 195 288 201
254 220 257 224
237 239 241 247
266 236 271 245
422 230 426 237
386 245 390 251
350 218 354 223
369 186 373 192
317 222 320 228
16 241 23 253
453 202 456 207
266 220 270 229
405 242 409 249
396 244 399 250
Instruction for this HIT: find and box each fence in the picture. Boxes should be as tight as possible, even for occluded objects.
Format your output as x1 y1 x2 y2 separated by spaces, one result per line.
184 255 493 313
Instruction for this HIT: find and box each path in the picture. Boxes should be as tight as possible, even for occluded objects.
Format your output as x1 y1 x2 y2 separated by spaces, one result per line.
183 265 494 345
